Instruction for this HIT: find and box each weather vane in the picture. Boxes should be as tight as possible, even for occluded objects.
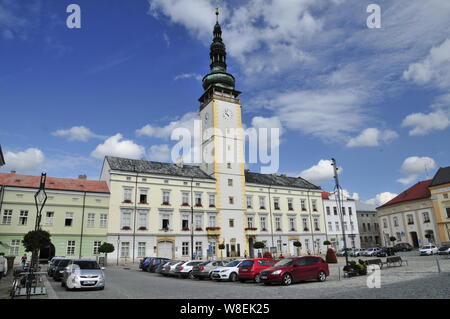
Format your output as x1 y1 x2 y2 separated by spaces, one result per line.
216 7 219 23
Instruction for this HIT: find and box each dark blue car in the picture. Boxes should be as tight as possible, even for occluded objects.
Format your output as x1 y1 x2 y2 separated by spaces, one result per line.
139 257 170 272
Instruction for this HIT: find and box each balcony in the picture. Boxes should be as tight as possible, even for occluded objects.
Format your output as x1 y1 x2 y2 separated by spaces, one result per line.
206 227 220 236
245 227 258 236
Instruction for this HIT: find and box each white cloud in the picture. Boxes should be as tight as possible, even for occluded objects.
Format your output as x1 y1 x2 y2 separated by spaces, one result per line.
298 159 342 184
346 128 398 148
136 112 198 140
91 134 145 160
365 192 398 206
52 126 104 142
174 73 202 81
403 38 450 89
401 110 450 136
400 156 436 175
148 144 172 162
396 174 418 186
2 148 44 172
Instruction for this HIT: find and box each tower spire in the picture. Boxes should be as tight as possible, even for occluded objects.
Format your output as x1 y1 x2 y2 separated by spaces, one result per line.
216 7 219 23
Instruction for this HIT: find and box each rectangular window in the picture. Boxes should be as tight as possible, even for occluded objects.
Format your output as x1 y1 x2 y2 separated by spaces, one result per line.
209 194 215 207
120 242 130 258
302 218 309 231
65 212 74 227
93 241 102 255
10 239 20 256
87 213 95 227
289 217 295 231
247 196 252 208
195 193 202 206
229 219 234 228
67 240 76 255
383 219 387 228
100 214 108 228
208 214 216 227
259 196 266 209
228 179 233 186
350 221 354 231
288 198 293 211
363 223 366 231
162 214 170 230
349 207 352 215
208 240 216 255
2 210 12 225
274 198 280 210
312 200 317 211
195 215 202 230
342 207 346 215
45 212 54 226
301 199 306 211
247 216 254 228
326 207 330 215
446 208 450 219
335 222 340 231
443 193 449 199
275 216 281 231
407 215 414 224
162 191 170 204
137 242 146 257
343 221 348 231
260 216 267 231
195 242 203 257
314 218 320 231
123 188 132 202
121 210 132 229
139 189 148 204
19 210 28 225
229 196 234 205
333 207 337 215
423 212 430 223
182 242 189 256
367 223 371 231
182 192 190 206
277 240 282 253
328 222 332 231
138 210 148 229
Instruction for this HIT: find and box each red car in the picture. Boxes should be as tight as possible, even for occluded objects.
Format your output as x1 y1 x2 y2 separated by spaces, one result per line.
259 256 329 286
238 258 276 283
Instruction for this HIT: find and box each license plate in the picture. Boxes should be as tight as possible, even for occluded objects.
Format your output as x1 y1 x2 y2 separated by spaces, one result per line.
241 269 248 272
84 281 95 284
260 276 267 279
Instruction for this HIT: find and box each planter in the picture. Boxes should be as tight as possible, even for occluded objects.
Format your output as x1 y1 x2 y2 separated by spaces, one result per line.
162 202 170 206
195 204 203 207
245 227 257 231
123 200 132 204
209 205 215 208
138 227 147 231
122 226 131 230
182 227 190 231
182 203 190 206
195 228 203 231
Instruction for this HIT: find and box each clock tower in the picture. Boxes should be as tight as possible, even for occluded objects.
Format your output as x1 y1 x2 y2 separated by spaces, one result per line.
199 10 247 257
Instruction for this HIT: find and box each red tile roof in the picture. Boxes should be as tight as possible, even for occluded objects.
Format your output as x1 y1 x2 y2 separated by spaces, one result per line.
0 173 109 194
377 180 432 209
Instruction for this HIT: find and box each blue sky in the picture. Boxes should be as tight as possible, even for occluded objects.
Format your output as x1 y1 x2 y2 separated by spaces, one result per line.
1 0 450 205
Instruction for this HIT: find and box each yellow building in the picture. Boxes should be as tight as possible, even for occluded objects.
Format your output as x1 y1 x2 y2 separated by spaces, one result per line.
429 167 450 244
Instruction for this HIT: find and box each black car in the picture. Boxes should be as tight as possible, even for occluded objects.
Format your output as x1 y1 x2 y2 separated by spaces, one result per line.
47 258 65 277
376 247 395 257
52 259 72 281
393 243 413 252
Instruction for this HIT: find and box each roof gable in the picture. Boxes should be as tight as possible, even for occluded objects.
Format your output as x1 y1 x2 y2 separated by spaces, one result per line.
377 180 432 209
430 166 450 187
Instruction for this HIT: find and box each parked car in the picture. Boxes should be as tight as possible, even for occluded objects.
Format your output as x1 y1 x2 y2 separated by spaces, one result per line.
437 245 450 255
393 243 413 252
260 256 329 286
161 261 183 277
376 247 395 257
210 259 245 282
155 261 173 274
419 245 438 256
238 258 276 283
47 258 65 277
364 247 381 257
61 259 105 291
174 260 205 279
350 249 365 257
139 257 170 272
191 260 226 280
336 248 353 257
52 258 72 281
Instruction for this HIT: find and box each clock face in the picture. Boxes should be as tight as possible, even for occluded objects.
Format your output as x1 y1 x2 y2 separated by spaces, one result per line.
223 108 233 120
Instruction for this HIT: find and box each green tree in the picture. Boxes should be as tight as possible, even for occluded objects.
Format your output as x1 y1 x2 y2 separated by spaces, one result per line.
253 241 265 258
389 236 397 246
22 230 51 267
293 241 302 256
98 242 115 266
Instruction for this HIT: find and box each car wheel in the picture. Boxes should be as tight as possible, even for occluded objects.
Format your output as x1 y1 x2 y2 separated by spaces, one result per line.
318 271 327 282
254 274 261 283
188 271 194 280
282 273 292 286
229 272 238 282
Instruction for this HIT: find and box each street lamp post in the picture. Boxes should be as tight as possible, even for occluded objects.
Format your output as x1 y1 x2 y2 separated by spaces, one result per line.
27 173 47 299
191 177 194 260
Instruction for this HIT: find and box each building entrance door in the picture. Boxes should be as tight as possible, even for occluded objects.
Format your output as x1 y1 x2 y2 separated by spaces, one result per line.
410 232 419 248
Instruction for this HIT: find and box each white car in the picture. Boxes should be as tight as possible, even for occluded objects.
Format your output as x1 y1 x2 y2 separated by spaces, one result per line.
350 249 365 257
419 245 438 256
174 260 205 279
364 247 381 257
210 259 245 282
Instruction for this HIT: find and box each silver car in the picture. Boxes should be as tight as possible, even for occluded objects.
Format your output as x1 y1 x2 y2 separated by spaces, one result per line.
191 260 226 279
61 259 105 291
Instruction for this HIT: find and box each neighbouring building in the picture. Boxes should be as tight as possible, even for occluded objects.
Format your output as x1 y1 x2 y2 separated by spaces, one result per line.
0 173 110 261
99 17 327 263
0 145 4 166
322 191 360 250
376 180 440 248
429 166 450 245
355 201 381 248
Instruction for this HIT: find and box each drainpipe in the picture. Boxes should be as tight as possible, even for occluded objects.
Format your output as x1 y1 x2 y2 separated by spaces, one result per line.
268 185 275 254
191 177 194 259
132 168 138 263
79 191 87 259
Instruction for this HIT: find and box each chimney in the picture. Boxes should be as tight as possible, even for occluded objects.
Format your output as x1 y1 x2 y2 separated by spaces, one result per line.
78 174 87 180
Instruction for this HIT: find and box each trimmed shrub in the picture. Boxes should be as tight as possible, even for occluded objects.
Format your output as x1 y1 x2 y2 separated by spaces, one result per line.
325 248 337 263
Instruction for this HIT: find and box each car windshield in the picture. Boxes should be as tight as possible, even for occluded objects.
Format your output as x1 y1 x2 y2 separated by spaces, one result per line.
421 246 432 249
199 261 210 266
274 259 294 267
73 261 100 269
439 246 449 250
52 259 63 266
187 261 202 266
225 260 241 267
